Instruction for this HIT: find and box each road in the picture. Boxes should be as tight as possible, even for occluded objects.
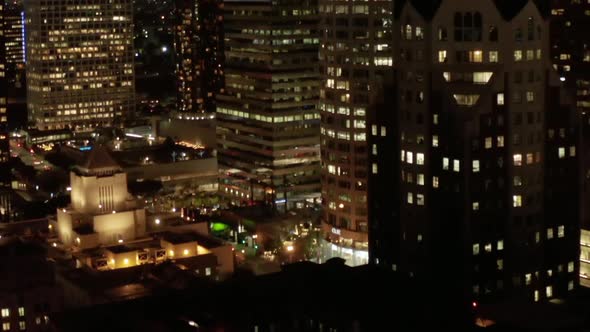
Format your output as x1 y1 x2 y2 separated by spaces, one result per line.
10 140 54 171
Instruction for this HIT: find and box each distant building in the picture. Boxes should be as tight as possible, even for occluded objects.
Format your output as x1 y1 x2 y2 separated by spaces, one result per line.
56 146 147 248
0 1 9 160
25 0 135 131
3 1 24 67
318 0 394 265
217 0 321 211
173 0 224 114
54 146 233 277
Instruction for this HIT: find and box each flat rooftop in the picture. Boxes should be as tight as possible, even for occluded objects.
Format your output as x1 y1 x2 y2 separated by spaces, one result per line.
106 245 137 254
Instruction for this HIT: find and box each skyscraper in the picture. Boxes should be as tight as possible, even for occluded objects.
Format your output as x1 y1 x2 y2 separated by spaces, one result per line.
217 0 321 211
4 0 24 67
174 0 224 114
369 0 579 303
318 0 394 265
25 0 135 132
549 0 590 288
0 0 9 161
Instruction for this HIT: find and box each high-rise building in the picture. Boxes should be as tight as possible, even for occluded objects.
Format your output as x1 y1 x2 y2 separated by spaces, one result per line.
549 0 590 288
4 0 24 67
318 0 394 265
174 0 224 114
369 0 579 303
0 0 9 160
216 0 321 211
25 0 135 132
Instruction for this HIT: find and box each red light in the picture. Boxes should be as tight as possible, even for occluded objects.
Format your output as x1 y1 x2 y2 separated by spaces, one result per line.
472 301 478 309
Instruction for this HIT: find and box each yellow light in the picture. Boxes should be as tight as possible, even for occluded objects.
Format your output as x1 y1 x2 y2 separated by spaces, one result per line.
123 258 129 265
155 219 161 225
169 250 174 257
76 237 80 244
183 249 189 256
48 224 52 230
111 259 115 264
287 245 294 252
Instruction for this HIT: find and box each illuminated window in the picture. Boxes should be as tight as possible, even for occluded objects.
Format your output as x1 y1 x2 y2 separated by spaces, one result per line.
19 321 25 331
473 243 480 255
489 51 498 62
485 137 493 149
472 160 480 173
514 50 523 61
546 286 553 298
526 153 533 164
497 136 505 147
558 225 565 238
547 228 554 239
206 267 212 276
569 281 574 291
18 308 24 317
2 323 9 331
526 91 535 103
525 273 532 285
497 240 504 251
453 160 460 172
416 194 425 206
513 195 522 207
514 176 522 186
534 290 540 302
438 50 447 63
407 152 414 164
513 154 522 166
558 147 565 159
1 309 8 318
497 259 503 270
570 146 576 157
417 174 425 186
416 153 425 165
433 176 439 188
407 192 414 204
432 135 439 147
497 93 505 105
472 202 479 211
443 158 449 170
568 261 574 273
372 163 378 174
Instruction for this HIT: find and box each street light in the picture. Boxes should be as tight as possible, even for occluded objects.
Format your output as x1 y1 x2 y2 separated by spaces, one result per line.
287 245 294 252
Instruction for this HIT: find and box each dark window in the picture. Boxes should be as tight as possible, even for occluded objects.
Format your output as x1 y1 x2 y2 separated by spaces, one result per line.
489 26 498 41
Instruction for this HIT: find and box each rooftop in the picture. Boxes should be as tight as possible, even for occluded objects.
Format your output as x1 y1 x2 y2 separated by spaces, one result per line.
396 0 549 21
106 245 137 254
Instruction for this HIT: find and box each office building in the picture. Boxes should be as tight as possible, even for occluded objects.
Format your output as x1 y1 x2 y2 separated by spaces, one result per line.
369 0 579 303
318 0 394 265
25 0 135 131
4 0 24 67
0 1 8 161
217 0 321 211
174 0 224 114
549 0 590 288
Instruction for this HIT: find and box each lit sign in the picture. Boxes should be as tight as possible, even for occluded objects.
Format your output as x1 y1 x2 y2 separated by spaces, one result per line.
331 227 341 236
79 146 92 151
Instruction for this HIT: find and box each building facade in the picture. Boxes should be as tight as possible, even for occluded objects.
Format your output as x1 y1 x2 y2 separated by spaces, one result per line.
318 0 394 265
217 0 321 211
0 1 9 160
368 0 579 303
549 0 590 288
4 1 24 67
174 0 224 114
25 0 135 131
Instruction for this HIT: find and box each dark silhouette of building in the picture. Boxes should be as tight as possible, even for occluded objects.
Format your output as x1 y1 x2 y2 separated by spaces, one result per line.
173 0 224 114
549 0 590 289
367 0 580 305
